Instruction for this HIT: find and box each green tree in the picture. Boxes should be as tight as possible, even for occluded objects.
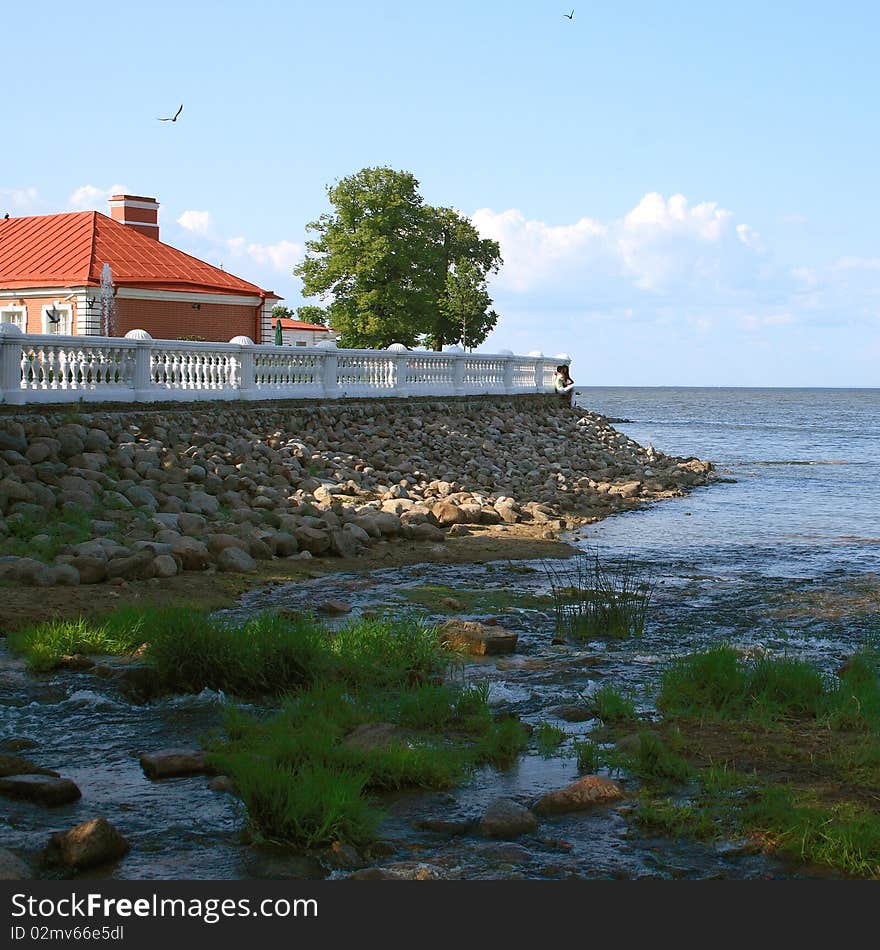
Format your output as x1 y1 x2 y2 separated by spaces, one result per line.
294 167 436 348
424 207 502 350
440 256 499 350
294 167 503 350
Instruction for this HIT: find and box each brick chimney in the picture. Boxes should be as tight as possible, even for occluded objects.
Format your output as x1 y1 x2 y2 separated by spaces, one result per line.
109 194 160 240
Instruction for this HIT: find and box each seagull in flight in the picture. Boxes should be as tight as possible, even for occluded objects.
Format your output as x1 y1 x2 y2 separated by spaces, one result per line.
158 104 184 122
563 9 574 19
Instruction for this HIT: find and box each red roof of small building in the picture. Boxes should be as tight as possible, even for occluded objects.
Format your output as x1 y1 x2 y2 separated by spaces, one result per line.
277 318 333 332
0 211 276 298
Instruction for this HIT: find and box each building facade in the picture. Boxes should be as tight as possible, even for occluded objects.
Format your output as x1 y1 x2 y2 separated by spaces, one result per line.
0 194 314 345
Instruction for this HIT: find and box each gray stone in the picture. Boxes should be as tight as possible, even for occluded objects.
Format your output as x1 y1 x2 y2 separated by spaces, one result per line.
216 546 257 573
45 818 129 871
478 799 538 839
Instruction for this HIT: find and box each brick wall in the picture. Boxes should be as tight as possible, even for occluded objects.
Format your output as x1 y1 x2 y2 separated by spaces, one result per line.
115 298 258 342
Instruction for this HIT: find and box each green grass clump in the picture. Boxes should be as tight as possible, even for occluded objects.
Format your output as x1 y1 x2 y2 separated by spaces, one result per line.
626 731 691 784
146 609 329 696
573 738 603 773
588 684 638 723
543 552 655 641
7 610 146 671
659 646 880 729
743 786 880 878
535 721 567 757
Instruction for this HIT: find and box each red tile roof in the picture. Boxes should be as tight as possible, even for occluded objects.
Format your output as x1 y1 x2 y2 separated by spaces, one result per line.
277 318 333 332
0 211 275 298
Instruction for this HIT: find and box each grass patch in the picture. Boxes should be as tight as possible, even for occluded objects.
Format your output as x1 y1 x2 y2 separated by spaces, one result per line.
659 645 880 729
543 552 655 641
587 684 638 723
7 607 147 671
535 721 567 757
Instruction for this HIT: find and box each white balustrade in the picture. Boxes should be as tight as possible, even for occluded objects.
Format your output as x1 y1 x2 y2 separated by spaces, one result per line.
0 326 559 406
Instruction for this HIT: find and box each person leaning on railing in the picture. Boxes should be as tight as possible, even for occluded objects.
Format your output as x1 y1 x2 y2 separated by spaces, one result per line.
553 364 575 405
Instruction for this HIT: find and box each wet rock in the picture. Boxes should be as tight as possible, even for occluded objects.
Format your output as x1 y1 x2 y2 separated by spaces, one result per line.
56 654 96 671
322 841 364 870
0 774 82 806
246 846 328 880
317 599 352 616
0 848 31 880
114 665 164 702
439 620 518 656
478 798 539 839
45 818 130 871
0 754 59 778
477 842 533 864
533 776 624 816
0 738 38 753
139 749 214 780
208 775 238 795
550 704 594 723
414 817 478 836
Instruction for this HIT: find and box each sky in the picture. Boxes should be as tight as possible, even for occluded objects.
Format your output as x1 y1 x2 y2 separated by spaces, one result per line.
2 0 879 386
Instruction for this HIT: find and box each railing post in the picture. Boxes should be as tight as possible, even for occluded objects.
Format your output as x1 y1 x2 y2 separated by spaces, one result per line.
321 341 339 398
229 335 255 399
448 346 465 395
124 330 153 401
0 325 25 405
387 343 409 397
499 350 515 394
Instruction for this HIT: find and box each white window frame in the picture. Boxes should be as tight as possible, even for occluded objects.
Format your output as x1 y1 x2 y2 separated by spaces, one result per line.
0 304 27 330
41 302 73 335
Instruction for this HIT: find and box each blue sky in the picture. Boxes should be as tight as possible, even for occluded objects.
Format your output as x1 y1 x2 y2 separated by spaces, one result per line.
3 0 879 385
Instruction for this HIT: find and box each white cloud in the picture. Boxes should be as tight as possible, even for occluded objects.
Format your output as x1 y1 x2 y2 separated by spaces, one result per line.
68 184 129 211
226 237 303 274
177 210 214 236
473 192 768 304
0 186 40 214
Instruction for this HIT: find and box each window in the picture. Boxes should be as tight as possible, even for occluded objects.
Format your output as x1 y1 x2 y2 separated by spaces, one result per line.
1 306 26 330
41 303 73 335
295 340 307 347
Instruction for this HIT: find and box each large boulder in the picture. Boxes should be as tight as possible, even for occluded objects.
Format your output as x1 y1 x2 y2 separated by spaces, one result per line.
45 818 129 871
0 755 59 778
216 546 257 573
294 526 332 556
438 620 518 656
171 537 210 571
533 776 624 816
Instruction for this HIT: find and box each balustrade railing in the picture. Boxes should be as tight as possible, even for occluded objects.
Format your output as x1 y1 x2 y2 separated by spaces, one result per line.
0 328 565 406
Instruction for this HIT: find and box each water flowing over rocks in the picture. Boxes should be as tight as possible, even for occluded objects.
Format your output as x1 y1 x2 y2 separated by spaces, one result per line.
0 396 714 587
478 799 539 838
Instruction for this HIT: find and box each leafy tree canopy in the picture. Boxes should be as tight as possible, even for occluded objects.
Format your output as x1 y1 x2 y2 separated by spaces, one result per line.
294 167 502 350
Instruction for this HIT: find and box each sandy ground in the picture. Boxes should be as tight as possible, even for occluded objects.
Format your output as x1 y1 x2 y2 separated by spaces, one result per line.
0 522 580 634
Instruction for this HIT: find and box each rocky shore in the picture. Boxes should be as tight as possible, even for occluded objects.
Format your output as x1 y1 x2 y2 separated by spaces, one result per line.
0 394 714 597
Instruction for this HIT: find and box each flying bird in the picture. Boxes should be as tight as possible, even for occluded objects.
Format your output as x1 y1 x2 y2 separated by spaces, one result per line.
564 9 574 19
158 104 184 122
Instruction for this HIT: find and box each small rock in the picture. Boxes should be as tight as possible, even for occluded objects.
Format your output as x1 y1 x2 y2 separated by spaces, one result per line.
317 599 352 616
342 723 406 752
478 798 539 839
0 774 82 807
438 620 518 656
139 749 214 780
550 705 594 723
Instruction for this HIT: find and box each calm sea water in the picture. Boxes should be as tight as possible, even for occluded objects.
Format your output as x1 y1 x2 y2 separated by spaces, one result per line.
574 387 880 580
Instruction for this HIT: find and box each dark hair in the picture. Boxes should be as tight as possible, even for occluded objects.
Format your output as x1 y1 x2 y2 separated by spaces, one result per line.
556 364 567 373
